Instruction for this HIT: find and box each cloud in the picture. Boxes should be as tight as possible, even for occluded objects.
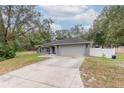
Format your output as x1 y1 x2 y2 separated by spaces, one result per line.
42 6 87 16
42 5 99 26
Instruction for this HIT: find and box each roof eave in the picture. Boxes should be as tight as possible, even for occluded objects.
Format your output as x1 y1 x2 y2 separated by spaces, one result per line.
42 41 93 47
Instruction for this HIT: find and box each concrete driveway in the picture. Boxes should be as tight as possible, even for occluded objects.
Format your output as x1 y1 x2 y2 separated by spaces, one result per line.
0 56 84 88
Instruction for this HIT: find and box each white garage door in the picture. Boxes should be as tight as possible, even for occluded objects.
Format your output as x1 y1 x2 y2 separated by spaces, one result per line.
59 44 86 57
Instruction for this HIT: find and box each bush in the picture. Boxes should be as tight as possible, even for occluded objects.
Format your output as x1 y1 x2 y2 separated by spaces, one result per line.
0 44 16 61
5 48 16 59
0 57 6 61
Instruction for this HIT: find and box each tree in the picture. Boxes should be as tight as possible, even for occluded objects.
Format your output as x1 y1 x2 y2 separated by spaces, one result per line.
55 24 89 40
90 5 124 47
0 5 42 44
42 18 54 41
55 29 70 40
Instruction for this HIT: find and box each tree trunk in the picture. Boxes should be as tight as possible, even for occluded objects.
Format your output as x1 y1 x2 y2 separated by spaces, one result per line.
4 5 12 44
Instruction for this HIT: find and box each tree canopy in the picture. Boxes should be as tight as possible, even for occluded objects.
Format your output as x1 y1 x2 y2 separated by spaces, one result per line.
0 5 54 51
90 5 124 47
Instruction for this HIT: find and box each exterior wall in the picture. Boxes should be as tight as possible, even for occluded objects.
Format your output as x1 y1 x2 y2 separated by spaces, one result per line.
54 46 58 54
90 48 115 58
56 44 89 57
49 47 52 54
84 44 90 56
56 45 60 55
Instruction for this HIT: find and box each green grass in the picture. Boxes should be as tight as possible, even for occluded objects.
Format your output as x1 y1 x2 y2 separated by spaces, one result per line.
0 51 48 75
116 53 124 62
80 54 124 88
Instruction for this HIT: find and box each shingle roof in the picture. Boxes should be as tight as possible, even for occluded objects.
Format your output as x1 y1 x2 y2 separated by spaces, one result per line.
42 38 92 47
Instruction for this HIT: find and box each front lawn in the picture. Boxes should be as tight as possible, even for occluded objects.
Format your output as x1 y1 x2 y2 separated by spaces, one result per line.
80 54 124 88
0 51 48 75
116 53 124 62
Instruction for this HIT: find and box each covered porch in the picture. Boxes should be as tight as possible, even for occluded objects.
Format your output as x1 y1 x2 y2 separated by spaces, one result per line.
37 46 58 55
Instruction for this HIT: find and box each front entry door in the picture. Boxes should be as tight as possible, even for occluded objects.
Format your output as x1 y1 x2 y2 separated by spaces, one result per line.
51 46 55 54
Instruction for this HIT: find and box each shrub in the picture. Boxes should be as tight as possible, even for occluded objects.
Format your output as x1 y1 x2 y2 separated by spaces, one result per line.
0 57 6 61
5 48 16 59
0 44 16 61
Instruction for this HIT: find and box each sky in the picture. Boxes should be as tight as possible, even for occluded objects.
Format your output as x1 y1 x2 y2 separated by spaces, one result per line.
37 5 104 31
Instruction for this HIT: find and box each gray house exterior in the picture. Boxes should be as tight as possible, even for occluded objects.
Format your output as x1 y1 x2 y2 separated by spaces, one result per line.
37 38 92 57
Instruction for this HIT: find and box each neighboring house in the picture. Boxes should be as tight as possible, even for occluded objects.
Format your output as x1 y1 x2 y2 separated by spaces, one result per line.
37 38 93 57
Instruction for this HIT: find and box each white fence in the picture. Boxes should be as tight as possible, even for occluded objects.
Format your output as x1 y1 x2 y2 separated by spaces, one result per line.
90 48 115 58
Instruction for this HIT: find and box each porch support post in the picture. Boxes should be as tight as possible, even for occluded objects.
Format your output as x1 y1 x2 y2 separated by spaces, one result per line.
49 47 52 54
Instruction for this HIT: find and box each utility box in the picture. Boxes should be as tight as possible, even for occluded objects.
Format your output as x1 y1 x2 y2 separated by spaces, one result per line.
112 55 116 60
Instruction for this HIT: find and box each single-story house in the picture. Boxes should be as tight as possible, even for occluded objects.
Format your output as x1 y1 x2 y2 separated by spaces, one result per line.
37 38 93 57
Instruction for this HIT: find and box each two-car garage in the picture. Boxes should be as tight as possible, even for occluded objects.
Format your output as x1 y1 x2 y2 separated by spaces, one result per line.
57 44 89 57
